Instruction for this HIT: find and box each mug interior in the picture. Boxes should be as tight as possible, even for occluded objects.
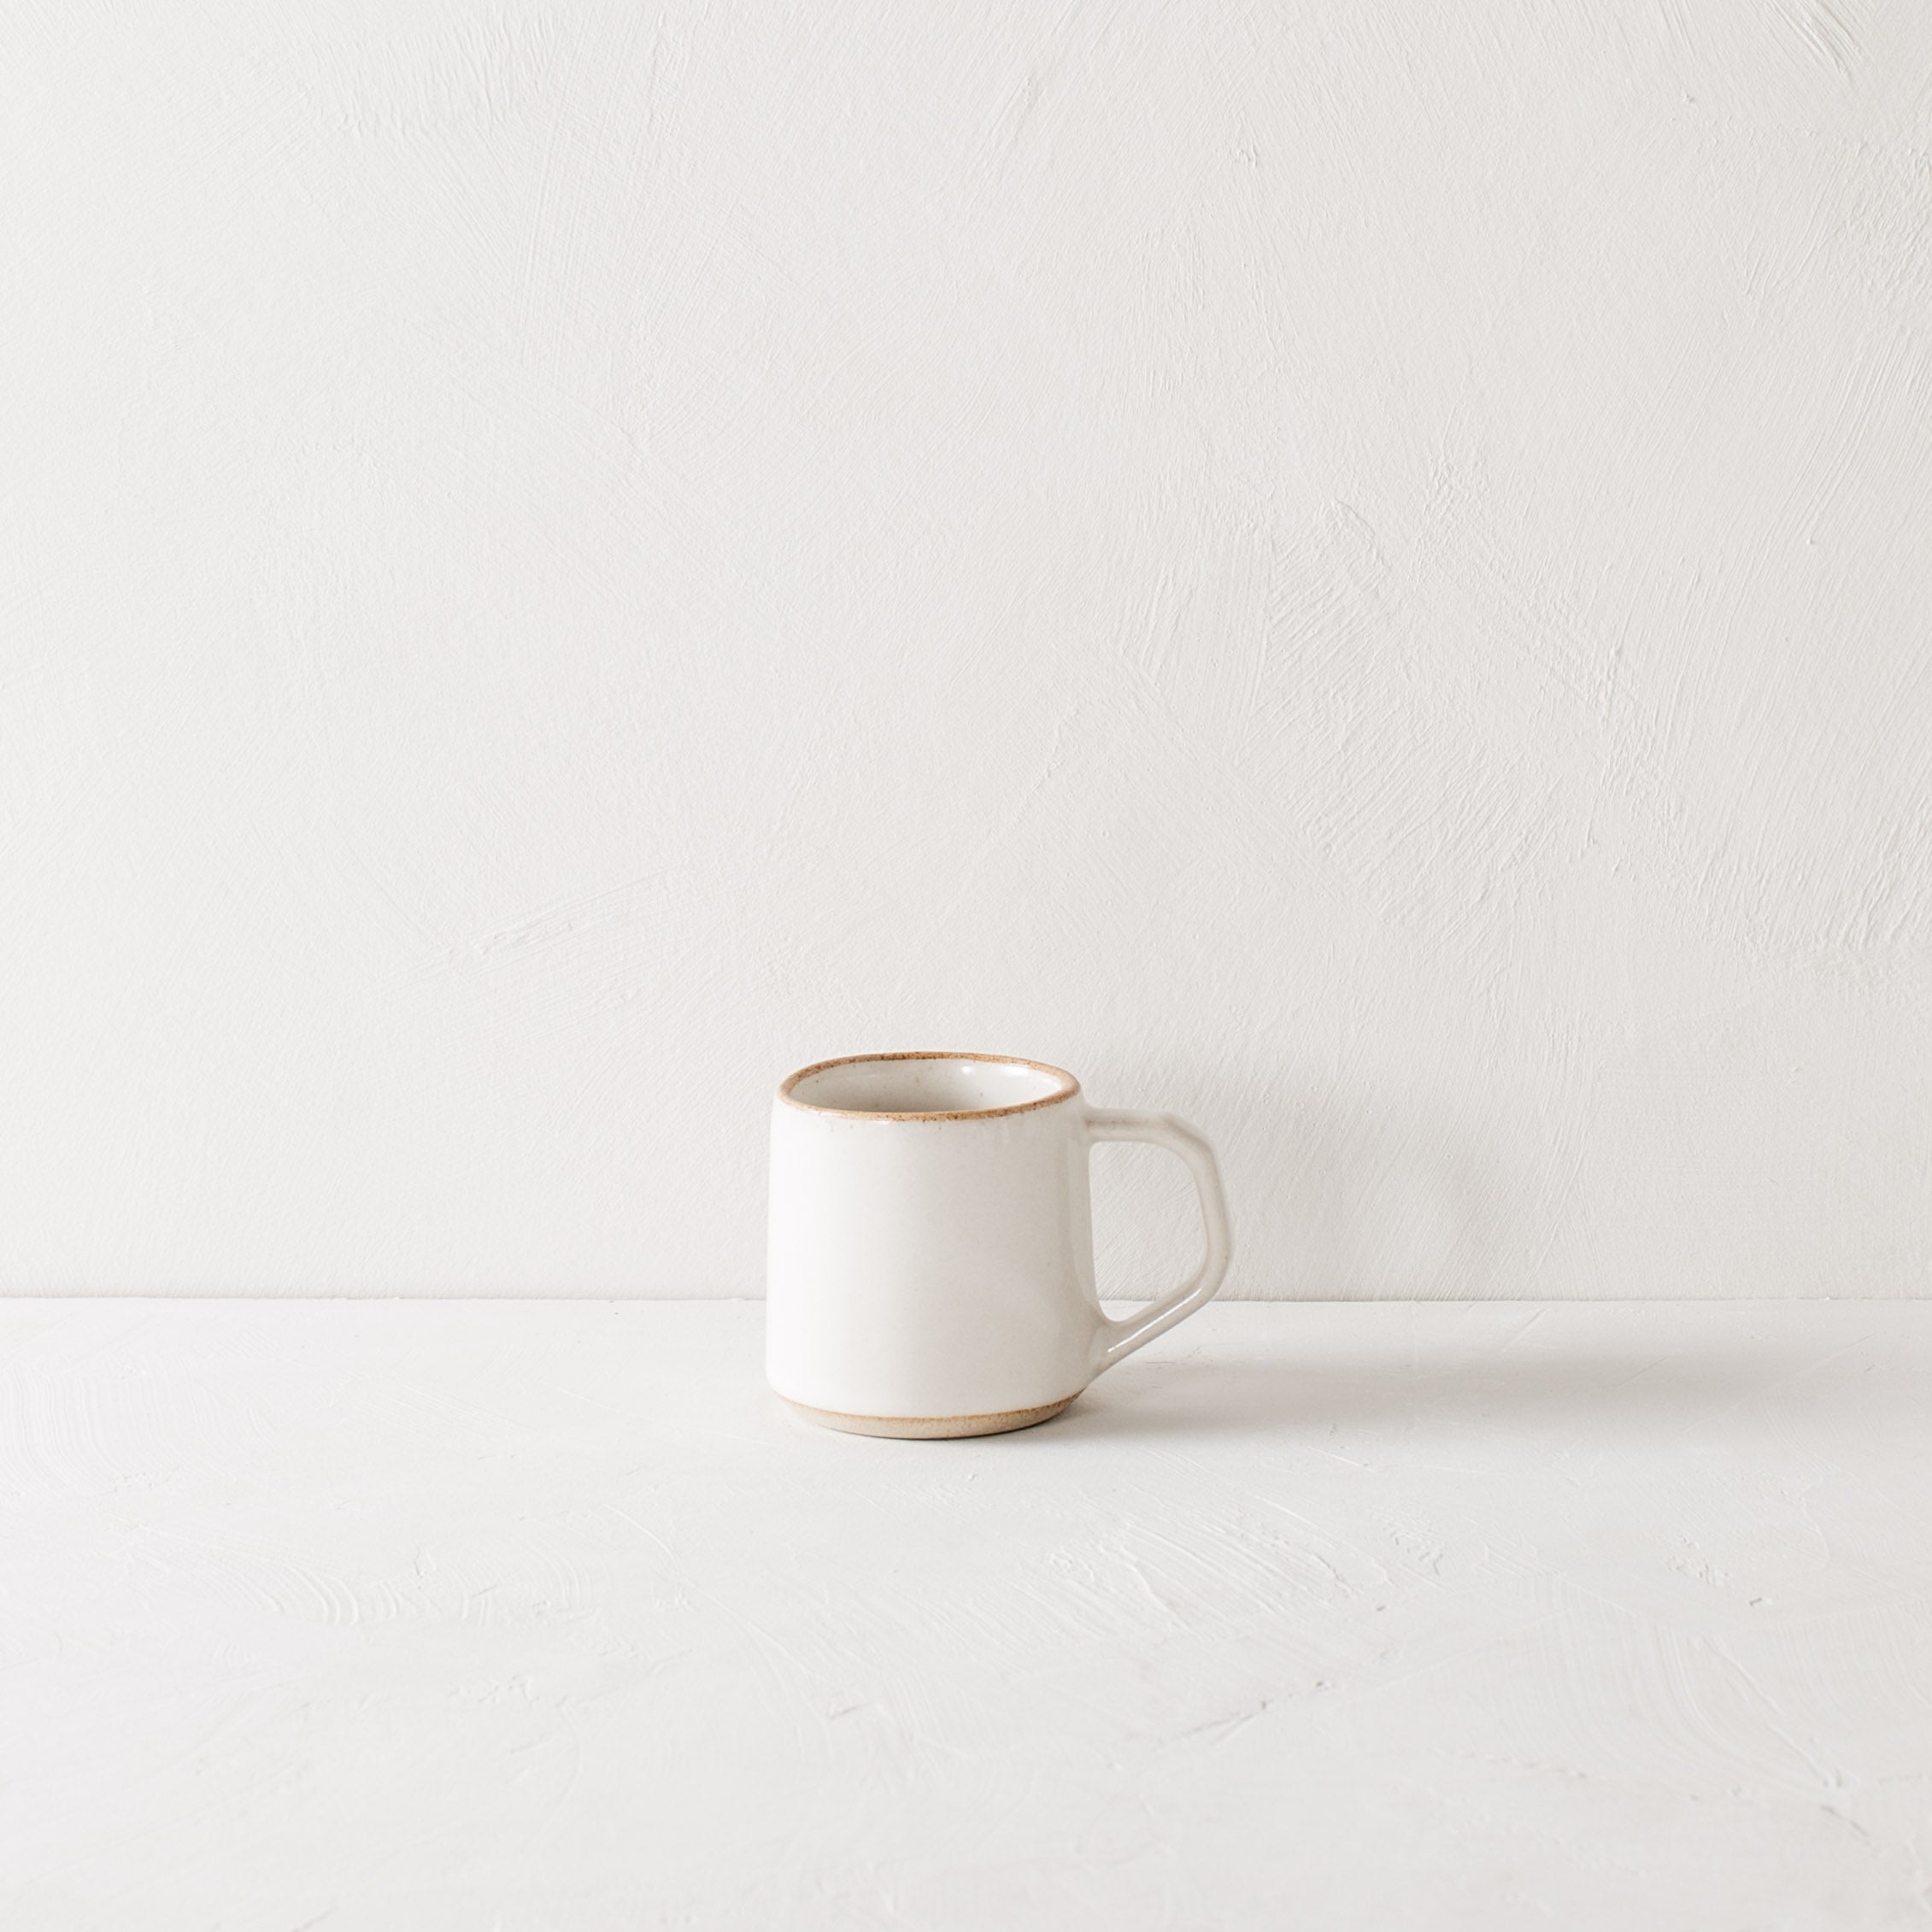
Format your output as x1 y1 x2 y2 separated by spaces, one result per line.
781 1052 1078 1119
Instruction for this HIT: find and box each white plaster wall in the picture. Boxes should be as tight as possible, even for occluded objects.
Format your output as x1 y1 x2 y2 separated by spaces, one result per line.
3 3 1929 1296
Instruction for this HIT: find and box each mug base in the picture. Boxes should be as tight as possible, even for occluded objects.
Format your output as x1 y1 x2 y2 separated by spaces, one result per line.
778 1394 1077 1440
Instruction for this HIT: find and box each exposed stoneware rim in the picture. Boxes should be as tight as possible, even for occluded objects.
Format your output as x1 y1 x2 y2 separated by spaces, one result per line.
776 1049 1082 1122
778 1394 1078 1439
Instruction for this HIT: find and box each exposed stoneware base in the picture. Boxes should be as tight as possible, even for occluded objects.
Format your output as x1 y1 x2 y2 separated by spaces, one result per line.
778 1394 1078 1439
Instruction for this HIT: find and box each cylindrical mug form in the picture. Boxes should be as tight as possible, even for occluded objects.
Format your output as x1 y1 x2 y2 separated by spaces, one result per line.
766 1052 1232 1439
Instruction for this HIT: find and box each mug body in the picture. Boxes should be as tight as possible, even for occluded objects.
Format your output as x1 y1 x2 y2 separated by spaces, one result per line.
766 1053 1101 1436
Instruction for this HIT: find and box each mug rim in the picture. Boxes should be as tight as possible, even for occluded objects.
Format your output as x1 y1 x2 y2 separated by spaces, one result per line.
777 1050 1082 1122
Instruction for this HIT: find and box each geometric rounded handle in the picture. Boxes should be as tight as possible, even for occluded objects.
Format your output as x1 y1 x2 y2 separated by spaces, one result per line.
1083 1108 1233 1371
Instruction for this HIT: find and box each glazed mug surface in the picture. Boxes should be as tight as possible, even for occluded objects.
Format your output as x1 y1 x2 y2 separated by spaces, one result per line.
766 1051 1232 1438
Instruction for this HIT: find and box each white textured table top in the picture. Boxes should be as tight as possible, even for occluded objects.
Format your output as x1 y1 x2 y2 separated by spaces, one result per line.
4 1300 1929 1930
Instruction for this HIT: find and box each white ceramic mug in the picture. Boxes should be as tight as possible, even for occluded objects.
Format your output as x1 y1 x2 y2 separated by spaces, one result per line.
766 1051 1232 1437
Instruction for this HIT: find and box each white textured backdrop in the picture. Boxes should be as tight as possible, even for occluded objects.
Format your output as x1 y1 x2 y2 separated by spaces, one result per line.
3 3 1929 1296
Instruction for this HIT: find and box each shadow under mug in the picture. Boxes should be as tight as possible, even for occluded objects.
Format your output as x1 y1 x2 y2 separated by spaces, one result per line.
766 1051 1232 1437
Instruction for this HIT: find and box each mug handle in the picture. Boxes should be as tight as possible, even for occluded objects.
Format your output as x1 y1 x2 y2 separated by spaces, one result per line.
1085 1108 1233 1369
